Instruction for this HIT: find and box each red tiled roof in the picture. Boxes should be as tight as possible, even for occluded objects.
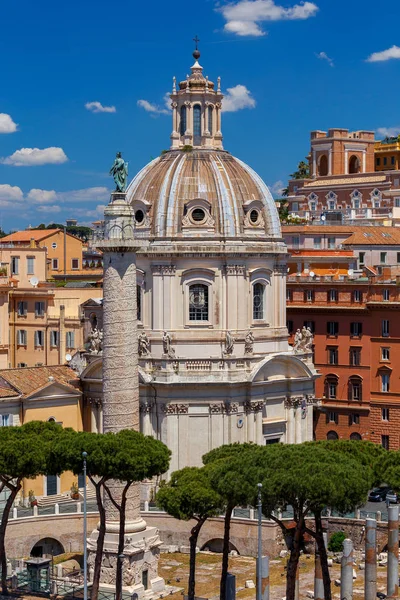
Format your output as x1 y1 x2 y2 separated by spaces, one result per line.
0 365 80 398
342 227 400 245
0 230 61 243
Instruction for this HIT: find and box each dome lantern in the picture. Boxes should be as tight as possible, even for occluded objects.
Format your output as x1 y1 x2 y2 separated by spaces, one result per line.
170 41 223 150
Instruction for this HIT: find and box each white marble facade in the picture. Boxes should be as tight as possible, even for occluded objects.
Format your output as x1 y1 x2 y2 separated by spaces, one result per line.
80 48 318 479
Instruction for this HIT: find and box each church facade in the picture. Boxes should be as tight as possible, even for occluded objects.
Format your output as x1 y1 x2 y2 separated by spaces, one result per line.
80 49 319 477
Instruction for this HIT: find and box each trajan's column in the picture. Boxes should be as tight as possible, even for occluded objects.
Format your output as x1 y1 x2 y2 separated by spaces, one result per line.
87 153 165 597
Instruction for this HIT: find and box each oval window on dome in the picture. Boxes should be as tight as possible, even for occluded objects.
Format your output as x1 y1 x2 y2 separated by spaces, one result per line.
250 209 259 224
135 209 145 224
191 208 206 223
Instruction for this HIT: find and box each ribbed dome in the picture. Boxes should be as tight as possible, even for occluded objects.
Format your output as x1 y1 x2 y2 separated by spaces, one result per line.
126 149 282 239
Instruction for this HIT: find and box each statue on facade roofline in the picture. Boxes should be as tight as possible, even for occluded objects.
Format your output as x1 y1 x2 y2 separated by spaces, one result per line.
109 151 128 192
224 330 235 356
162 330 175 358
138 332 150 357
88 327 103 354
293 327 313 354
244 330 254 354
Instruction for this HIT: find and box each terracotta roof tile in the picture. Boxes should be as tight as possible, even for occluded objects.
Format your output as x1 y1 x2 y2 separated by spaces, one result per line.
0 365 80 398
0 387 19 398
342 227 400 245
0 230 61 243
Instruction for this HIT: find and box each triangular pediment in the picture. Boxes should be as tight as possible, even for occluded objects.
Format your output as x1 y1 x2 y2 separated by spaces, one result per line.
27 382 81 401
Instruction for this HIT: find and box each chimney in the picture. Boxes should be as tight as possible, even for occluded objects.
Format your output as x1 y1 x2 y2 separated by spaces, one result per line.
59 305 66 364
30 238 36 248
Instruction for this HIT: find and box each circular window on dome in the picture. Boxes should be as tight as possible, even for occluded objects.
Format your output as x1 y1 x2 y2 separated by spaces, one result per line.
135 209 145 224
249 209 260 225
190 208 206 224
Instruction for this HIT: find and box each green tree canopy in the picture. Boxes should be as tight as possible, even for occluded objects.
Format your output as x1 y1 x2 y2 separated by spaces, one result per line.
203 444 259 600
53 429 170 600
0 421 67 594
157 466 223 600
254 443 371 600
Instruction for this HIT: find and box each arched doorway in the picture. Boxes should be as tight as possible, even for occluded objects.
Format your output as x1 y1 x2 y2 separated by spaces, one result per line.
200 539 240 554
318 155 328 176
327 430 339 440
349 155 361 174
31 538 64 557
350 432 362 441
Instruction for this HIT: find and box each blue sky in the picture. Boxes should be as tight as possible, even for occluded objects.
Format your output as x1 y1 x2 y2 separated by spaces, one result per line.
1 0 400 231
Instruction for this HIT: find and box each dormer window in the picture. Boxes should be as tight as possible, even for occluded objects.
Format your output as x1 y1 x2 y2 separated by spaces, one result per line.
182 199 214 232
191 208 206 223
250 209 260 224
135 209 144 224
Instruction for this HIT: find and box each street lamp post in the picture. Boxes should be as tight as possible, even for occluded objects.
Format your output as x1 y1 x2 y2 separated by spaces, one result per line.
257 483 262 600
83 451 88 600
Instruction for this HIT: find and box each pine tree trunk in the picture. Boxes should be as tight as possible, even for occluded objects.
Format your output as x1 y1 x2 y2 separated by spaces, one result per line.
285 520 303 600
188 519 205 600
314 511 331 600
115 488 128 600
0 482 20 595
220 504 233 600
90 481 106 600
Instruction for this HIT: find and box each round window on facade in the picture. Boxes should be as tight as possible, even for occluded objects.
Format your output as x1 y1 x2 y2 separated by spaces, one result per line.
191 208 206 223
249 209 260 224
52 243 57 249
135 209 145 224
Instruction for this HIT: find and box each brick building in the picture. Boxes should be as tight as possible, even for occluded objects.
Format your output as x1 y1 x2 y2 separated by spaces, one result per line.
286 129 400 225
286 262 400 449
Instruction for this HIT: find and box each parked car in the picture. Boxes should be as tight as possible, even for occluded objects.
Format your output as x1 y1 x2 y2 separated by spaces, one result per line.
368 487 391 502
385 490 399 504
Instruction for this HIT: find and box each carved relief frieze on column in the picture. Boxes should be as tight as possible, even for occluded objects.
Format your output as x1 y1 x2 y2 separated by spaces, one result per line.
151 265 177 276
223 265 246 276
161 403 189 415
209 402 224 414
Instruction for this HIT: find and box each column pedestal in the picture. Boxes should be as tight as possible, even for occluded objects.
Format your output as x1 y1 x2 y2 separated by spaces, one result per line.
87 524 164 596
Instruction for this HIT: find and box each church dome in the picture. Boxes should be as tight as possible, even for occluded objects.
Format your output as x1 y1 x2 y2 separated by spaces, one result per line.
126 49 281 241
126 149 282 239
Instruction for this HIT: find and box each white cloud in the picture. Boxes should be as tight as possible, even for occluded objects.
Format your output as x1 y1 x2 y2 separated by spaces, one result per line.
376 126 400 138
74 204 107 219
27 189 58 204
36 205 61 214
0 184 24 202
85 101 116 114
137 93 171 117
1 147 68 167
61 186 110 202
367 45 400 63
0 114 18 134
270 180 285 196
222 85 256 112
26 186 110 206
316 51 334 67
220 0 318 37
